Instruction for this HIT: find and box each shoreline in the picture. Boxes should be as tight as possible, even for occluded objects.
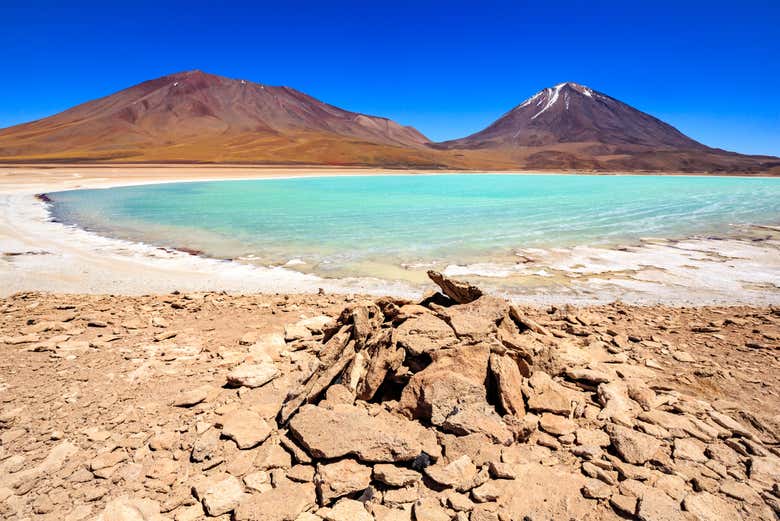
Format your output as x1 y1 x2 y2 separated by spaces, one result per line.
1 165 779 304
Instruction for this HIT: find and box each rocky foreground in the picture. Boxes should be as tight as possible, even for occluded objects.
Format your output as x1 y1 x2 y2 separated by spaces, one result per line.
1 274 779 521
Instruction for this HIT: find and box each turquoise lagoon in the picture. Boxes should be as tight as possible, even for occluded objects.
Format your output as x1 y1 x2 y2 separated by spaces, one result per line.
48 174 780 281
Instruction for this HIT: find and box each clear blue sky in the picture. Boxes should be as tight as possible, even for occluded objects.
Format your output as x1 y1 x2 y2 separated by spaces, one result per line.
1 1 778 155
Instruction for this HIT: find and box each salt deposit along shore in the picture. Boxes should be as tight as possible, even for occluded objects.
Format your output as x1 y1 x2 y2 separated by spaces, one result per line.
1 165 779 304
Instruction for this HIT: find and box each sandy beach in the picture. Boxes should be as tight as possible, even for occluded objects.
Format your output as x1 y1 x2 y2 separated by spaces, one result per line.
1 165 779 304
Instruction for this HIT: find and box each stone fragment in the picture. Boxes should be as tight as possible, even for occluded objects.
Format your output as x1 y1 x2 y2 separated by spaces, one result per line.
90 450 128 471
201 476 245 516
471 481 501 502
581 478 612 499
288 404 438 462
323 498 373 521
315 459 372 504
489 353 526 416
444 490 474 512
440 296 508 340
539 413 576 436
653 474 688 501
749 456 780 490
427 271 483 304
373 464 421 487
399 343 489 426
607 424 662 465
356 328 405 401
413 497 451 521
171 387 209 407
682 491 741 521
526 371 581 415
424 455 478 491
226 362 279 388
94 496 166 521
243 471 271 493
287 464 315 483
234 480 317 521
509 305 550 336
254 437 293 470
575 428 611 448
597 381 639 426
719 479 762 504
610 494 638 517
673 438 708 463
284 323 311 342
440 404 513 444
487 461 517 479
395 313 457 356
219 410 272 449
191 428 221 463
636 488 682 521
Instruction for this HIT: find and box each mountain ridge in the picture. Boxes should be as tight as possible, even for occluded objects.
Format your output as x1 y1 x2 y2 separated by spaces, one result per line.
0 72 777 174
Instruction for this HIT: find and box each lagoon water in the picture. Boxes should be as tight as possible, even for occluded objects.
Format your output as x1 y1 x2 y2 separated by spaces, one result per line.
49 174 780 281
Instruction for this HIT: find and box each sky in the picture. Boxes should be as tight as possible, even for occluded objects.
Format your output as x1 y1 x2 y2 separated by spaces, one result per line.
1 1 778 155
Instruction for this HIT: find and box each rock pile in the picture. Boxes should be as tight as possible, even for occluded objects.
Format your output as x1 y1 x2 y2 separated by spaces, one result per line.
261 272 778 520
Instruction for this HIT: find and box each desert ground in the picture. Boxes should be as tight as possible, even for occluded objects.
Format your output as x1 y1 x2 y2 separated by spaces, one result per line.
0 165 779 521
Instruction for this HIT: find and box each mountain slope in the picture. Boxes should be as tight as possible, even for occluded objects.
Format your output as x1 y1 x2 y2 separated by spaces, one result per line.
0 70 445 166
437 82 779 174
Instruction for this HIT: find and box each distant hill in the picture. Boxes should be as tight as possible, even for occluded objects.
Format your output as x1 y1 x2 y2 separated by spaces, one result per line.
0 73 777 174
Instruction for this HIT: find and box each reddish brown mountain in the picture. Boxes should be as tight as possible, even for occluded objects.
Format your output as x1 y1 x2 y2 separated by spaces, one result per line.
0 70 446 166
437 82 779 174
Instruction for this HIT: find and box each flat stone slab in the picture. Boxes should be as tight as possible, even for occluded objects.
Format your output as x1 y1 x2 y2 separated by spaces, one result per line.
289 404 438 463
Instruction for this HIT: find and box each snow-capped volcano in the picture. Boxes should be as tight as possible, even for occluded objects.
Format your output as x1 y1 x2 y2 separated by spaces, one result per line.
439 82 705 150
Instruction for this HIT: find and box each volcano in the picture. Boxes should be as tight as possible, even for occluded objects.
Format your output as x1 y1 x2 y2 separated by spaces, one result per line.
436 82 779 174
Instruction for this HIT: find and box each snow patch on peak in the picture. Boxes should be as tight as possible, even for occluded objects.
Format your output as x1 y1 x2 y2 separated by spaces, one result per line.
531 84 564 120
518 91 543 108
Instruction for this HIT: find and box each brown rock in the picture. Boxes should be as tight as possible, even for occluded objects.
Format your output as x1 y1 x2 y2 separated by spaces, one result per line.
673 438 708 463
324 498 373 521
399 343 489 426
539 413 576 436
509 305 550 336
682 491 742 521
356 328 405 401
636 488 682 521
526 371 582 415
395 313 457 356
94 496 167 521
373 464 421 487
413 497 451 521
219 410 272 449
607 424 662 465
315 459 372 504
288 404 438 463
234 480 316 521
440 404 513 444
201 475 246 516
439 296 508 340
427 271 483 304
226 362 279 388
424 455 478 491
489 353 526 417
